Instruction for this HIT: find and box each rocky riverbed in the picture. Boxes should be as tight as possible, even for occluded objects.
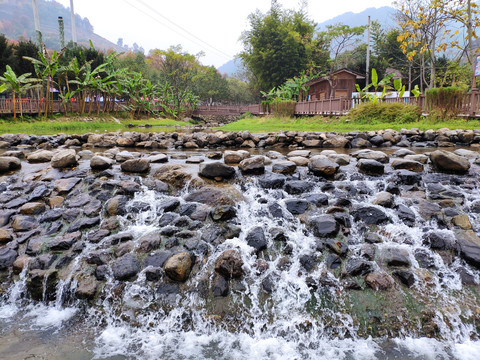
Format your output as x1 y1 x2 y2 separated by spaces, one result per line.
0 130 480 359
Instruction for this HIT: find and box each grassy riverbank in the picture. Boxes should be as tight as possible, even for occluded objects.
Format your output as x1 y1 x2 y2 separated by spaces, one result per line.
218 116 480 133
0 117 187 135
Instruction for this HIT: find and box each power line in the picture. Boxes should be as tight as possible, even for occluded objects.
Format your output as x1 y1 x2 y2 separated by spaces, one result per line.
121 0 232 60
134 0 232 59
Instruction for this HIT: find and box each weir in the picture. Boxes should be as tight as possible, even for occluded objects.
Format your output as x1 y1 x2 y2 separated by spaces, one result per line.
0 144 479 359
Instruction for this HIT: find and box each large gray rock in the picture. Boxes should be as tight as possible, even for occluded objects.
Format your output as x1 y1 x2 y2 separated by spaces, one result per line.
352 206 390 225
239 156 265 175
455 230 480 269
199 162 236 180
323 135 349 148
357 159 384 176
430 150 470 174
246 226 267 252
112 253 141 280
51 149 78 168
0 156 21 173
391 159 424 173
215 249 244 278
121 158 150 173
272 160 297 175
0 247 17 270
90 155 114 170
27 150 54 163
310 215 340 237
308 157 339 179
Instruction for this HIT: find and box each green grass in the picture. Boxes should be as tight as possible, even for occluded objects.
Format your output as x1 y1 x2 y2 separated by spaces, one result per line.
0 117 188 135
217 116 480 133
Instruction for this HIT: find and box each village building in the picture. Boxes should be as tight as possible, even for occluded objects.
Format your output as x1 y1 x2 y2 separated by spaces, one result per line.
304 69 365 101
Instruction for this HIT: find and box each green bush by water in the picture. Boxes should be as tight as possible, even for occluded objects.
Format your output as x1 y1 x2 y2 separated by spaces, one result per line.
348 102 422 124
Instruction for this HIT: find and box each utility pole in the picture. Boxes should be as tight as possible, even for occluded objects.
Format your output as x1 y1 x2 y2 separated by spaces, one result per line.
468 0 477 89
366 16 371 88
32 0 42 50
70 0 77 44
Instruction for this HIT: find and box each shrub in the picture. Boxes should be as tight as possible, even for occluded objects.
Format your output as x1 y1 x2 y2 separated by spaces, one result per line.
269 99 296 118
348 102 422 124
425 86 466 118
239 111 254 120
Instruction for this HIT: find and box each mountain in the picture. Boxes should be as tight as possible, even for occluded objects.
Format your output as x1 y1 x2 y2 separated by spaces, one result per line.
217 6 397 77
0 0 122 51
317 6 396 30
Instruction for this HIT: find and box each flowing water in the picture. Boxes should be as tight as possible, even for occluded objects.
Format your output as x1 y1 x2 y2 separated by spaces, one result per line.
0 149 480 359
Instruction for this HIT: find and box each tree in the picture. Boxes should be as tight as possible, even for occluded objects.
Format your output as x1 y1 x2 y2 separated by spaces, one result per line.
239 3 319 93
13 39 39 75
0 65 39 119
193 66 229 104
318 24 366 71
395 0 480 88
0 34 15 74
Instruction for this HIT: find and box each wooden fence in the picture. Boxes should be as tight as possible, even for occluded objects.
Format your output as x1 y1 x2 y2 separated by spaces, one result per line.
2 90 480 117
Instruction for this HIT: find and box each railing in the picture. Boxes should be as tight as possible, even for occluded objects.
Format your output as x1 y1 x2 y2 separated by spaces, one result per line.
3 91 480 117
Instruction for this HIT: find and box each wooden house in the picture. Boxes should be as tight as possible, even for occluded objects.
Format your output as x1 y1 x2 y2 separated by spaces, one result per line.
304 69 365 101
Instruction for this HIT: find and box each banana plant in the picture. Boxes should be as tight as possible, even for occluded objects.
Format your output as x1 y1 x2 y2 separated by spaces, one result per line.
394 78 406 98
356 68 395 104
0 65 40 119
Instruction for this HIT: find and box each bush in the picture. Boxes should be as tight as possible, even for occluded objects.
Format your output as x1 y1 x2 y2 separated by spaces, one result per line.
348 102 422 124
269 99 296 118
425 86 466 118
239 111 254 120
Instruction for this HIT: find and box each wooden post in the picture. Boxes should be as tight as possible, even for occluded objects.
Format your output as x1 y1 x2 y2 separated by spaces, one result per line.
470 88 478 118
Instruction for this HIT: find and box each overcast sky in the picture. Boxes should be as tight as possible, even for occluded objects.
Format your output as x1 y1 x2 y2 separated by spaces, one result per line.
54 0 393 68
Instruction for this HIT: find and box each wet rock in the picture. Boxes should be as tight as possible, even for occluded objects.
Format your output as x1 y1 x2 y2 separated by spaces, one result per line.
344 257 373 276
51 149 77 168
383 247 411 267
49 231 81 250
423 231 453 250
12 216 37 232
272 160 297 175
300 254 318 272
26 269 58 301
365 271 395 290
27 184 52 201
0 210 15 227
456 267 477 285
153 164 193 188
214 249 244 279
212 275 229 297
288 156 310 167
357 159 384 176
452 214 472 230
54 177 81 193
164 252 193 282
121 158 150 173
27 150 54 163
391 159 424 173
0 247 17 270
430 150 470 174
12 255 30 274
75 274 98 299
303 193 329 207
199 162 235 180
455 230 480 269
365 233 382 244
396 204 416 226
0 156 21 173
0 228 13 244
404 154 428 164
394 170 422 185
184 186 243 206
284 180 314 195
285 199 309 215
351 206 390 225
224 150 248 165
417 201 442 220
211 205 236 221
67 216 100 233
308 157 339 179
239 156 265 175
325 239 349 256
90 155 114 170
353 150 389 163
310 215 339 238
246 226 267 252
414 249 436 268
393 270 415 287
372 192 394 208
258 172 286 189
323 135 349 148
112 253 141 280
105 195 128 216
326 253 342 269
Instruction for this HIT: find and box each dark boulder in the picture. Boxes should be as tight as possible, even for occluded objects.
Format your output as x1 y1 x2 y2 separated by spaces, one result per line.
112 253 141 280
258 172 286 189
214 249 244 278
351 206 390 225
310 215 339 238
246 226 267 252
199 162 235 180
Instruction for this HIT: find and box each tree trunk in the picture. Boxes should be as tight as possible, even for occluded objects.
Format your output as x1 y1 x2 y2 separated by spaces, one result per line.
12 91 16 119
